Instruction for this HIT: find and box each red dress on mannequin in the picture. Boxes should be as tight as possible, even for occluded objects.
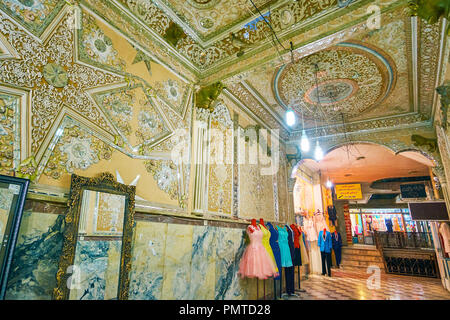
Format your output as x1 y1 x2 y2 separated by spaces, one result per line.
238 220 277 279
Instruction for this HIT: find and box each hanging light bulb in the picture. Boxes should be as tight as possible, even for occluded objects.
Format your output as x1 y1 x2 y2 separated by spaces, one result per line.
326 179 333 188
314 140 323 161
300 129 310 152
285 109 296 127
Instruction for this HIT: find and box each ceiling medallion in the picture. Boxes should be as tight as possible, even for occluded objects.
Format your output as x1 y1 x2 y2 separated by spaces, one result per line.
43 63 68 88
186 0 221 10
199 17 214 29
305 79 358 106
273 42 396 120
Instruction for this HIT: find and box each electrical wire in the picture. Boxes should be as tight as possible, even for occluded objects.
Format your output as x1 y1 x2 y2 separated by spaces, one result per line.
247 0 288 51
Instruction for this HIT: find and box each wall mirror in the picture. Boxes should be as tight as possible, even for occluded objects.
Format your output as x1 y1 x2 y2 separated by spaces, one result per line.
0 174 29 299
54 172 135 300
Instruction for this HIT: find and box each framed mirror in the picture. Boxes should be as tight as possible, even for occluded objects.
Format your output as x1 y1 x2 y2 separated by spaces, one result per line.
53 172 135 300
0 174 30 299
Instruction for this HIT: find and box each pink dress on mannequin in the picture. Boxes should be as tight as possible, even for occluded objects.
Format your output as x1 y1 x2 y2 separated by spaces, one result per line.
238 225 277 279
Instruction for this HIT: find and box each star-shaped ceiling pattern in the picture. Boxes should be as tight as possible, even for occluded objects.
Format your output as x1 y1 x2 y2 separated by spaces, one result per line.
0 8 123 160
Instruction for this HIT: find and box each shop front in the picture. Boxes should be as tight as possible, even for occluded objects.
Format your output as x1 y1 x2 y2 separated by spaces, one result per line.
349 208 421 245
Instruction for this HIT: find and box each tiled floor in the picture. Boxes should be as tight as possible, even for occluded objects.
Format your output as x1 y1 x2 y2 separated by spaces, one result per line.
289 268 450 300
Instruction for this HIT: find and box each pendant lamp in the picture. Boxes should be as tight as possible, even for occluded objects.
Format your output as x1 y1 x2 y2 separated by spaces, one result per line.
300 129 310 152
314 140 323 161
286 109 296 127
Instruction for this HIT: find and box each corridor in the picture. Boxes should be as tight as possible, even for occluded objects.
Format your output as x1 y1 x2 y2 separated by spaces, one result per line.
294 269 450 300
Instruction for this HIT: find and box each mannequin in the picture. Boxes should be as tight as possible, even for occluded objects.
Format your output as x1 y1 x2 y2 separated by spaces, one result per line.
290 223 305 292
260 218 266 229
314 210 329 234
331 230 342 268
266 222 282 299
275 224 293 296
259 218 275 300
249 219 257 233
439 222 450 256
318 228 332 277
239 218 277 299
284 224 296 297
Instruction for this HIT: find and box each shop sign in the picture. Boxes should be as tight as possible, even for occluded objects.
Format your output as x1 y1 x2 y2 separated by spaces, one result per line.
335 184 363 200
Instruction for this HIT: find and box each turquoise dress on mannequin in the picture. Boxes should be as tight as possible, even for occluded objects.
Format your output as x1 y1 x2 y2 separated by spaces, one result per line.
276 225 293 267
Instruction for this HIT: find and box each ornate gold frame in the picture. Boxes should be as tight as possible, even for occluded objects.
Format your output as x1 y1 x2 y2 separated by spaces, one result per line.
53 172 136 300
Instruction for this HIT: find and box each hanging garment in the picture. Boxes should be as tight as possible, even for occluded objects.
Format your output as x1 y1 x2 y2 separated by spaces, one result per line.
286 225 295 259
314 211 329 234
276 225 293 267
308 241 322 274
385 218 393 233
327 205 337 226
295 214 304 226
439 222 450 254
285 225 296 295
259 224 279 276
331 231 342 267
299 231 309 265
266 222 282 280
290 224 302 266
393 217 400 231
303 217 318 241
238 225 278 279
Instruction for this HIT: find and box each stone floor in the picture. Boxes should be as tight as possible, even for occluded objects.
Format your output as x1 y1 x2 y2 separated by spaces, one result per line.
283 268 450 300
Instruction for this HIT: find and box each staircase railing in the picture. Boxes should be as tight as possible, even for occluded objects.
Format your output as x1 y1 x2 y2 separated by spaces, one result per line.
373 231 439 278
374 231 434 250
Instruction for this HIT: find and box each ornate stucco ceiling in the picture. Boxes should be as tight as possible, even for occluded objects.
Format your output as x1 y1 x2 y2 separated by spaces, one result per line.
221 2 448 146
0 0 448 148
84 0 367 80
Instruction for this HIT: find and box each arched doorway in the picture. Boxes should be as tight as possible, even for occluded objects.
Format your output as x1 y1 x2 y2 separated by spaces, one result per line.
291 142 442 278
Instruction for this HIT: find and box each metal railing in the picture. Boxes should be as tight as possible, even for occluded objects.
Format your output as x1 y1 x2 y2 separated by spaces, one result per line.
374 231 434 250
374 231 438 278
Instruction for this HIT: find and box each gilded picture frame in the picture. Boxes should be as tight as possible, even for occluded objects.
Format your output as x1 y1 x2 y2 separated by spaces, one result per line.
53 172 135 300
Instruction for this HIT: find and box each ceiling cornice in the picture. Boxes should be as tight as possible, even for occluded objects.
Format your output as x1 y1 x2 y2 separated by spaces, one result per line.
153 0 291 47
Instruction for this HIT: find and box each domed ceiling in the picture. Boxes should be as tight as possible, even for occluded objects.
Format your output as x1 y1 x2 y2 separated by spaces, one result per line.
273 42 396 121
223 5 446 142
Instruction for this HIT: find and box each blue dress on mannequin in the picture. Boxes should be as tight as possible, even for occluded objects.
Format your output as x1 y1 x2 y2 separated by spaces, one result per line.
276 225 293 267
266 222 281 280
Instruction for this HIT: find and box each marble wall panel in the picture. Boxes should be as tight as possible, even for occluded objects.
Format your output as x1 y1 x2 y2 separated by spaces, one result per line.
160 223 194 300
68 239 122 300
189 225 218 299
129 220 167 300
214 227 247 300
5 210 65 300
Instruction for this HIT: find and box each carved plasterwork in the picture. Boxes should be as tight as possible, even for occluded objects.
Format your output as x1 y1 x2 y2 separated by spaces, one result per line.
418 18 443 116
44 118 112 179
294 126 444 174
0 0 65 36
79 11 127 72
144 159 179 201
0 8 123 158
274 42 395 122
0 94 19 176
160 0 272 40
226 83 289 139
207 113 233 215
92 85 173 153
102 0 361 78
